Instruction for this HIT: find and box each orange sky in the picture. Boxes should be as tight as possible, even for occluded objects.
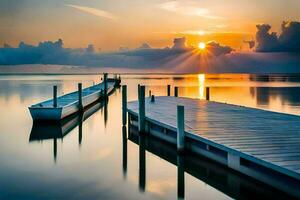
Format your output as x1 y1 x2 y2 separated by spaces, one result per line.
1 0 300 51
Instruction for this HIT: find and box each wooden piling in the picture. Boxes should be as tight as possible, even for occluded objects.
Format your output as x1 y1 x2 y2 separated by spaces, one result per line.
167 85 171 96
151 95 155 102
175 87 178 97
177 105 185 153
104 73 108 96
122 85 127 126
138 85 146 133
78 83 83 109
206 87 210 101
53 86 57 107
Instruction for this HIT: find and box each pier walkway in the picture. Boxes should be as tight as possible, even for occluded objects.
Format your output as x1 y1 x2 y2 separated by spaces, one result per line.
127 96 300 197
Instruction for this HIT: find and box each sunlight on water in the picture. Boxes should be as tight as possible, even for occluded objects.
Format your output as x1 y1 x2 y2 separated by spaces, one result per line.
198 74 205 99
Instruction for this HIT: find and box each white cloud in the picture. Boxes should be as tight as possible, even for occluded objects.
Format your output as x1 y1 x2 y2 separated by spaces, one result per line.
66 4 117 20
157 0 222 19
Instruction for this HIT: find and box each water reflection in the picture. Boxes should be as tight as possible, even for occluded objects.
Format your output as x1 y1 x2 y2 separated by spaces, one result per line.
2 74 300 199
139 134 146 192
177 155 185 199
122 126 127 179
29 101 105 163
128 124 294 200
197 74 205 99
251 87 300 107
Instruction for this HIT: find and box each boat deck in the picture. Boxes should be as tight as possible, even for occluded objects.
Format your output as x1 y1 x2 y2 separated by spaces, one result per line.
127 96 300 181
32 81 115 108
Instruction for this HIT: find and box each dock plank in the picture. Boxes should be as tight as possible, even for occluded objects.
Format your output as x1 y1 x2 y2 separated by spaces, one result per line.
127 96 300 181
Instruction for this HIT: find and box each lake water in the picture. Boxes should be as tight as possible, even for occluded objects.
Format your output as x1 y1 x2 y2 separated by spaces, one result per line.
0 74 299 200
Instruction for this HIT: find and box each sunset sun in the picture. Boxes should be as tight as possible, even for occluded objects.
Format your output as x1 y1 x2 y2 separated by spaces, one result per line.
198 42 206 50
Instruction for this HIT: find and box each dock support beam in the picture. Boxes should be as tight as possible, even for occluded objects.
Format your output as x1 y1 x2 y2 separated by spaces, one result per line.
122 85 127 126
177 105 185 153
53 86 57 107
167 85 171 96
138 85 146 133
175 86 178 97
206 87 210 101
78 83 83 110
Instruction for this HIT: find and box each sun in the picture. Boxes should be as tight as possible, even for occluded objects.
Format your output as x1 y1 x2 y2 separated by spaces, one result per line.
198 42 206 50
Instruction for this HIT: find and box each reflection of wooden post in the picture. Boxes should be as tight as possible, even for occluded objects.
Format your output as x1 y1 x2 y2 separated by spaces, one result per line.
104 97 108 126
139 135 146 192
122 126 127 179
53 86 57 107
167 85 171 96
53 138 57 163
177 155 185 199
206 87 210 101
78 83 83 110
177 105 185 153
78 113 83 146
122 85 127 126
138 85 145 133
174 87 178 97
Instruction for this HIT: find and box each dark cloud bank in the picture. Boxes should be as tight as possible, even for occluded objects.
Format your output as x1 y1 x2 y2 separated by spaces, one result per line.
1 21 300 74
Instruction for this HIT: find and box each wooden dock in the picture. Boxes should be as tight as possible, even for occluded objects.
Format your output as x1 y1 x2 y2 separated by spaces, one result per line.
126 96 300 197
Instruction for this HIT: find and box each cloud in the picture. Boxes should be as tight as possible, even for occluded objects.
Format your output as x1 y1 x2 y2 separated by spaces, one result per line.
244 40 255 49
137 43 151 50
255 21 300 52
206 41 233 56
0 38 233 70
157 1 222 19
66 4 117 20
1 38 300 74
172 37 187 49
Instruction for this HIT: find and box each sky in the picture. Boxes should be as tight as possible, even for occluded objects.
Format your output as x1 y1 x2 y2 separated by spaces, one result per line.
1 0 300 51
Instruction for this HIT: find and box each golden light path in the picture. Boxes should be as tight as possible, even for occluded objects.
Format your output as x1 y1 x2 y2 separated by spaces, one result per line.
198 74 205 99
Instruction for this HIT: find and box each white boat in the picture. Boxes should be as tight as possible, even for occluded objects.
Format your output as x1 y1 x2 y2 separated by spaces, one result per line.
29 101 105 141
29 78 120 121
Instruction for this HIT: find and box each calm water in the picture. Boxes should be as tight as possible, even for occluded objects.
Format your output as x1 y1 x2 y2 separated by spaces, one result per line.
0 74 300 200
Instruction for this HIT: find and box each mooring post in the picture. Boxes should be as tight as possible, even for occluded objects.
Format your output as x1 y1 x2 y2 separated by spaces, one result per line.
177 105 185 153
167 85 171 96
122 85 127 126
138 85 146 133
175 86 179 97
151 95 155 102
53 85 57 107
103 73 108 96
206 87 210 101
78 83 83 110
149 90 152 97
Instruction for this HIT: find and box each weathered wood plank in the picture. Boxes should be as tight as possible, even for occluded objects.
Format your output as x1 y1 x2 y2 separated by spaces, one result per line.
127 96 300 181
